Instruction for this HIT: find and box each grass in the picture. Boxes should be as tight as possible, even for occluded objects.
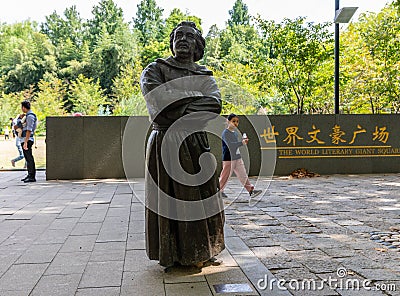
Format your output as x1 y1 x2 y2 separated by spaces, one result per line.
0 136 46 170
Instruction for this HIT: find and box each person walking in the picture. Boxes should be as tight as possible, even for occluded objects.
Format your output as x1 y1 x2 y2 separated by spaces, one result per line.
11 114 26 168
4 126 10 140
9 117 15 138
219 113 262 198
20 101 37 183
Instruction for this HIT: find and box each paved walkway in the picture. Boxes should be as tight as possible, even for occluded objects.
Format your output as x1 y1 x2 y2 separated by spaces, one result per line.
0 172 399 295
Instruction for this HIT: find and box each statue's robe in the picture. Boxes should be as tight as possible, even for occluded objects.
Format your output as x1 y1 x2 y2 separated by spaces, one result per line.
140 57 225 267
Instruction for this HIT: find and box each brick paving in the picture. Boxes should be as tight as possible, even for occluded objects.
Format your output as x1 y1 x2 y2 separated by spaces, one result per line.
0 171 399 295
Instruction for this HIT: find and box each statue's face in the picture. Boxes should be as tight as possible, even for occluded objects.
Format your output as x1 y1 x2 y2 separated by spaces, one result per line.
172 26 197 59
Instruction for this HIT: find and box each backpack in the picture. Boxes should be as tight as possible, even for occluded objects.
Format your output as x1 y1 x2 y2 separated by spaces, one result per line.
21 112 37 138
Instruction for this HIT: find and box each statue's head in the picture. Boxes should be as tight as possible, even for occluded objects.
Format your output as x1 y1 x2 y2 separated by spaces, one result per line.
170 21 205 62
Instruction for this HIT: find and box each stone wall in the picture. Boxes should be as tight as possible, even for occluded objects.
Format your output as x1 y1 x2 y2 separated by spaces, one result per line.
46 115 400 180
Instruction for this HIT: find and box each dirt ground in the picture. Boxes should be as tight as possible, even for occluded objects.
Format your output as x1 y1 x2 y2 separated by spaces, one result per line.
0 136 45 170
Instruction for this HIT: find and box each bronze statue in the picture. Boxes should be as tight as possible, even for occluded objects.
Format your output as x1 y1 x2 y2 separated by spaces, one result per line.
140 21 225 269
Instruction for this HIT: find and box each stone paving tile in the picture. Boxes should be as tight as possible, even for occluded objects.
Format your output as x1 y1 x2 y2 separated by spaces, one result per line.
15 243 62 264
130 210 145 221
335 289 386 296
260 257 304 270
121 270 165 296
215 248 238 267
205 266 258 295
70 222 102 236
79 209 108 223
224 175 400 296
76 287 121 296
0 263 48 293
0 253 20 278
106 207 131 218
356 269 400 281
124 249 160 272
96 226 128 243
165 282 213 296
79 261 124 288
27 213 58 225
1 172 400 295
251 246 287 259
59 234 97 253
34 229 70 244
58 208 86 219
301 259 344 274
236 258 290 295
45 251 91 275
128 220 145 234
90 241 126 262
225 236 254 256
126 232 145 250
164 266 207 284
49 217 80 231
30 274 81 296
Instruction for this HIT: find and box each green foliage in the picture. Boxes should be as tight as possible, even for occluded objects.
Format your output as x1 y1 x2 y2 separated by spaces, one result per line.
0 21 57 93
228 0 250 27
68 74 106 115
257 17 334 114
58 40 91 81
87 0 125 49
112 64 147 116
164 8 203 36
219 24 265 65
213 66 261 114
34 77 66 134
203 25 222 69
40 6 84 47
112 94 148 116
0 0 398 121
90 24 138 94
341 2 400 113
138 40 168 68
133 0 164 45
0 91 25 130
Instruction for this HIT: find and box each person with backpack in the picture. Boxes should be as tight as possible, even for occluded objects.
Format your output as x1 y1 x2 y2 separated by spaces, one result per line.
20 100 37 183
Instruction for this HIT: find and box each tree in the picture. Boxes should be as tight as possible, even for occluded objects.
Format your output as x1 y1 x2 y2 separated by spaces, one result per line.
257 17 334 114
41 6 85 47
112 63 147 116
133 0 164 45
86 0 139 95
0 91 24 129
227 0 250 27
86 0 125 49
213 62 263 114
0 21 57 93
341 2 400 113
68 74 106 115
203 25 222 69
138 40 168 68
34 77 66 133
164 8 202 37
41 6 93 84
219 24 264 65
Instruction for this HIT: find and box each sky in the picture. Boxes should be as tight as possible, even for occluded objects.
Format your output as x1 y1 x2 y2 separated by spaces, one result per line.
0 0 391 34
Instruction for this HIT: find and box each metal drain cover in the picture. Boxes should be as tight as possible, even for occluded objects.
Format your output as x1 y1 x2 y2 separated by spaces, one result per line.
213 283 253 293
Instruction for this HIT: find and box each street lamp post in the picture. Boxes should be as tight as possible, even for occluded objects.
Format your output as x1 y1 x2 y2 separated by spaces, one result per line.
334 0 340 114
334 2 358 114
